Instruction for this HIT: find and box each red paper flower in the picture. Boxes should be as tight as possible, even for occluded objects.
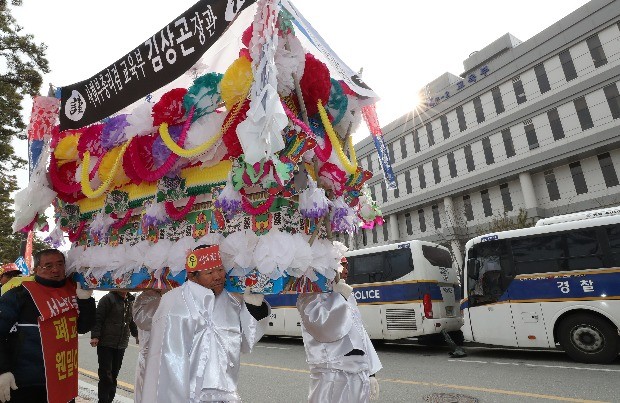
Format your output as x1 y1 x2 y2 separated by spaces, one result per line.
123 135 156 183
152 88 188 126
222 99 251 159
77 123 105 157
299 53 331 116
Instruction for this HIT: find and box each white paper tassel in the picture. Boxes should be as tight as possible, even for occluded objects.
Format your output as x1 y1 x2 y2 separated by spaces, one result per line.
88 212 115 239
125 103 154 139
299 178 331 219
220 230 259 275
12 142 57 232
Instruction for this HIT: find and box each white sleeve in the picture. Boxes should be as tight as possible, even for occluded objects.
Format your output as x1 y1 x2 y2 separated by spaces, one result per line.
297 292 353 343
240 298 270 354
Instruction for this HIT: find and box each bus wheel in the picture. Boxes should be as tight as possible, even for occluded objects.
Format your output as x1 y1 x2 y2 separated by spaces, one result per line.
558 314 619 364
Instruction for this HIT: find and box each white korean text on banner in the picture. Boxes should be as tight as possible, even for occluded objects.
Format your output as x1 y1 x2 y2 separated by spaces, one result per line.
59 0 256 131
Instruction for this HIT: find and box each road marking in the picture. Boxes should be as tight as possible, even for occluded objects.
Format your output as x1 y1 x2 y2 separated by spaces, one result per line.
242 362 310 374
449 359 620 372
241 363 608 402
257 345 292 350
78 368 135 392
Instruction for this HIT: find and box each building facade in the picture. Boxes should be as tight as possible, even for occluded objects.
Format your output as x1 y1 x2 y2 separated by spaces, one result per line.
349 0 620 268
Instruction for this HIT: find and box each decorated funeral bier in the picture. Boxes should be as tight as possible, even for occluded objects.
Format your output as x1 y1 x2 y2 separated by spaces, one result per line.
14 0 393 293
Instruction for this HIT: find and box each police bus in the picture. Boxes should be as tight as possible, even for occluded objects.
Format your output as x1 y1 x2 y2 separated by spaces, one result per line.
462 207 620 363
264 240 464 342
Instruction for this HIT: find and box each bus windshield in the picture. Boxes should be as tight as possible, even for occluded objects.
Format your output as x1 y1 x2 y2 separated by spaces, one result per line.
347 247 414 285
422 245 452 268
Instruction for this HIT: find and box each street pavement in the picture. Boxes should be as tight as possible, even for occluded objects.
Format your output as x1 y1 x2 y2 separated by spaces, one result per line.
77 334 620 402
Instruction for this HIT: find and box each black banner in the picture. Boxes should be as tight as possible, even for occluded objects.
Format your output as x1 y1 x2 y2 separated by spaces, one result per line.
59 0 256 131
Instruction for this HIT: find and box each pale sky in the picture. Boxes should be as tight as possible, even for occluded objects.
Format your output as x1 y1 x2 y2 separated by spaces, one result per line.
12 0 590 191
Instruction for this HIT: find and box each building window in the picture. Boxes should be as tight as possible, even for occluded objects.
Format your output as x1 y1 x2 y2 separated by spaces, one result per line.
569 161 589 195
547 108 565 140
544 170 561 201
586 34 607 68
501 128 516 158
418 209 427 232
370 185 376 201
426 122 435 146
463 195 474 221
473 96 485 123
456 105 467 132
513 77 527 105
464 144 475 172
598 152 619 188
574 96 594 130
447 152 457 178
500 183 513 212
432 205 441 229
372 226 378 243
366 155 373 172
400 137 408 159
534 63 551 94
388 142 395 164
603 83 620 120
405 212 413 235
491 86 505 114
404 170 412 194
393 179 400 198
524 122 539 150
380 182 387 203
481 189 493 217
362 229 367 246
440 114 450 139
413 129 420 152
482 137 494 165
559 50 578 82
382 220 389 241
418 165 426 189
432 158 441 184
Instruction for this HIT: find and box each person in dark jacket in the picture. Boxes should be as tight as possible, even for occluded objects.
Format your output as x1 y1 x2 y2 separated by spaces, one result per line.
0 248 96 403
90 291 138 403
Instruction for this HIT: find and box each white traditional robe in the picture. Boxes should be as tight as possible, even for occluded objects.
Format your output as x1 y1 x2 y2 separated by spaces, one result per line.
141 282 268 402
132 290 162 403
297 292 382 403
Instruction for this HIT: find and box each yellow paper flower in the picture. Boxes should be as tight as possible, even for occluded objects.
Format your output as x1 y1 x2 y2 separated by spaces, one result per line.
54 134 80 161
221 57 253 110
98 145 130 187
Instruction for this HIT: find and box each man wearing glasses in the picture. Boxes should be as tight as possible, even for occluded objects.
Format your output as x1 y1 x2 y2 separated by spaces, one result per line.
0 249 96 402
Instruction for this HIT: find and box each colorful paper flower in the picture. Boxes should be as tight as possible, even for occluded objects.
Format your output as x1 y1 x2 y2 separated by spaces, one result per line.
152 88 188 126
299 53 331 116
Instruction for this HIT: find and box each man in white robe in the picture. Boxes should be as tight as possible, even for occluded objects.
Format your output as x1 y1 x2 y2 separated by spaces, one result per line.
141 245 269 402
132 289 163 403
297 257 382 403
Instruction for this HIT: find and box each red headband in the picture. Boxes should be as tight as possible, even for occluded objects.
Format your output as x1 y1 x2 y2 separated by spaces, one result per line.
185 245 223 273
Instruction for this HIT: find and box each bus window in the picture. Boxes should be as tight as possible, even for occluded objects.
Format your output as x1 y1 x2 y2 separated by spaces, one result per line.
347 248 413 285
606 225 620 265
422 245 452 268
468 240 510 306
565 229 604 270
512 234 564 274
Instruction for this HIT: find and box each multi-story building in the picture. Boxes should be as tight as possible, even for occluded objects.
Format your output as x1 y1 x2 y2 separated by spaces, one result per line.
350 0 620 268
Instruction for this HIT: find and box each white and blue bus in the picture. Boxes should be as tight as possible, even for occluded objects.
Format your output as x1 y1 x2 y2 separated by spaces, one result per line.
462 207 620 363
264 240 464 342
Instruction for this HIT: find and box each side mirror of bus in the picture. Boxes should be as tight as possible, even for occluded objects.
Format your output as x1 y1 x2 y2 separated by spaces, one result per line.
467 259 479 279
